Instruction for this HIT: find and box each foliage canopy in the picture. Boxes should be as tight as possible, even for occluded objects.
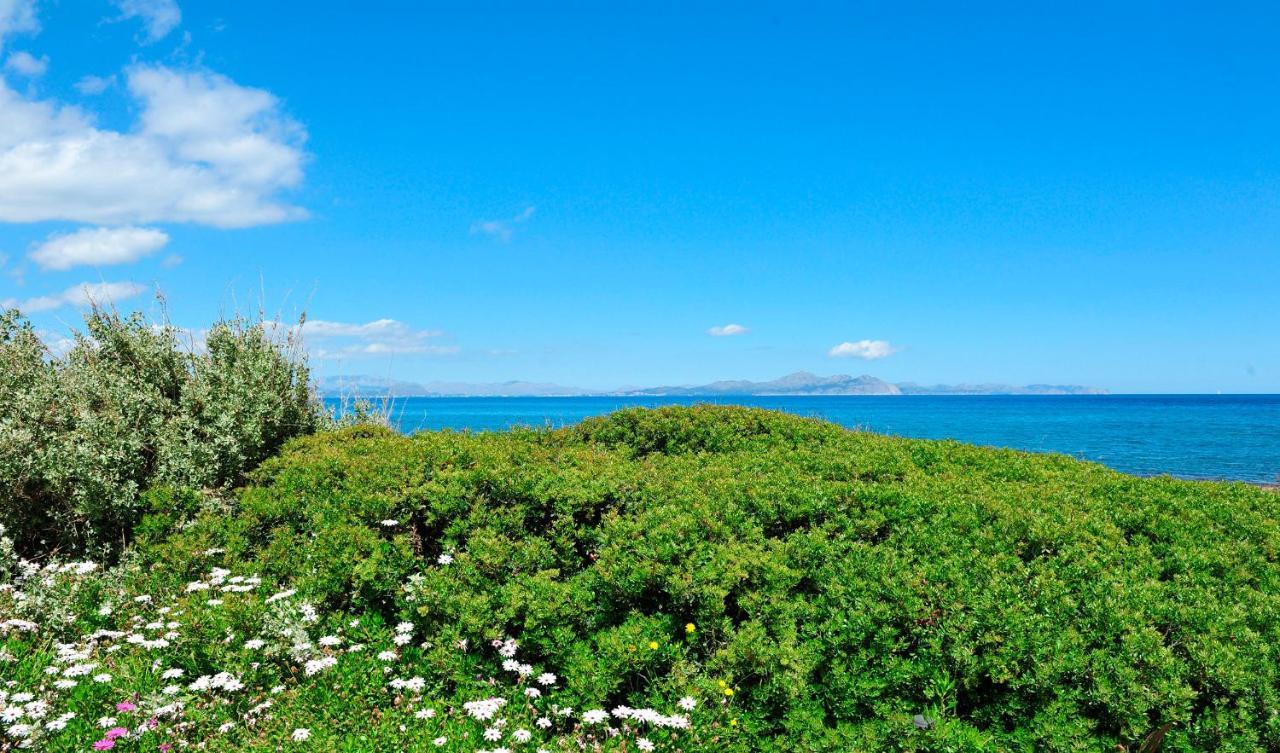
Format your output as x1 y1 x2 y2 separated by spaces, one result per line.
138 405 1280 751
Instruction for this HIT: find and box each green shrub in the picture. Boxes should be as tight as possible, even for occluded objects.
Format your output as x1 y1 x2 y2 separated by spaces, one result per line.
0 537 730 752
0 307 325 558
138 405 1280 751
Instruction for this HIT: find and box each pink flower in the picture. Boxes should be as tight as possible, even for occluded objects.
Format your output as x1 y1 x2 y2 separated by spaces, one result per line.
159 744 173 752
94 740 116 751
106 727 129 740
116 702 137 712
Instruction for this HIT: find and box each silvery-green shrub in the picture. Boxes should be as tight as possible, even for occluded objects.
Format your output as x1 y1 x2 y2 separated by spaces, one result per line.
0 307 324 557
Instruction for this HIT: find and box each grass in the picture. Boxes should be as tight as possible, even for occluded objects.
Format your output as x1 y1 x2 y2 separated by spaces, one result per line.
4 405 1279 752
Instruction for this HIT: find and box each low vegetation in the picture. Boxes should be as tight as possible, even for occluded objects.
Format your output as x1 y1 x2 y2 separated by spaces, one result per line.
5 398 1279 751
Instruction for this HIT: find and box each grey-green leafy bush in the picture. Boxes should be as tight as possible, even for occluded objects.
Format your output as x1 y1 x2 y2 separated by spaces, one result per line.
138 406 1280 751
0 307 324 557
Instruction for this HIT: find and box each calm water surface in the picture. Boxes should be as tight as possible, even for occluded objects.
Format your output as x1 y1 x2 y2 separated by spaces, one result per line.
326 395 1280 484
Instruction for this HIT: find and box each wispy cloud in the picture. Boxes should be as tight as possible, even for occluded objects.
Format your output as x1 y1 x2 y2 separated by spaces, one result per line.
828 339 900 360
4 50 46 76
30 226 169 270
298 318 457 360
471 205 535 242
112 0 181 42
74 74 116 95
708 323 748 337
2 280 149 313
315 342 459 359
300 319 442 339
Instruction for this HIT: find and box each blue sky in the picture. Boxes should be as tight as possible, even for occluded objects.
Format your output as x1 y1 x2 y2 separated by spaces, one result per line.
1 2 1277 392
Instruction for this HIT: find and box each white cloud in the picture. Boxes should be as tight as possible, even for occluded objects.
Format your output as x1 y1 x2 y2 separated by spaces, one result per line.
75 74 116 95
708 323 748 337
0 64 307 228
0 0 38 53
4 49 46 76
36 329 75 356
2 280 149 313
316 342 460 359
159 324 207 353
298 318 456 360
301 318 442 339
471 205 536 242
828 339 899 360
113 0 181 42
30 226 169 270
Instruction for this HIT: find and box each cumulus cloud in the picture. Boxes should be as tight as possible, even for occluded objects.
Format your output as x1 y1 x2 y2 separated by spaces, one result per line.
30 226 169 270
298 318 456 360
113 0 181 42
4 49 46 76
0 64 307 228
471 205 535 242
0 0 38 53
828 339 899 360
708 323 748 337
2 280 149 313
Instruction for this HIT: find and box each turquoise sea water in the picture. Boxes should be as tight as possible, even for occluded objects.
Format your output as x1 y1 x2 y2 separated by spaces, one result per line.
327 395 1280 484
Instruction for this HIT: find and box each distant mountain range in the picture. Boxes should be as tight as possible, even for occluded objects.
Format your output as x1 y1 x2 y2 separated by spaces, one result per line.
317 375 582 397
317 372 1107 397
624 372 902 396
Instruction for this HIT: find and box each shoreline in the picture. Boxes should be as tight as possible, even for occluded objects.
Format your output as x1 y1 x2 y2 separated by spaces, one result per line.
324 395 1280 487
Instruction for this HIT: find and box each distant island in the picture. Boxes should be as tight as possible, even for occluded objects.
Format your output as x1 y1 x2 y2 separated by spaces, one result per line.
318 371 1107 397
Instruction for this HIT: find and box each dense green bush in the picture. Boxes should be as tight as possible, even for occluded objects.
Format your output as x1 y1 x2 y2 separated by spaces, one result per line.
0 307 324 557
140 405 1280 751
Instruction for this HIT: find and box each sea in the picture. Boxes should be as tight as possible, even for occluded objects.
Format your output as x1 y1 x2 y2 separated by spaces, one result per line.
326 395 1280 484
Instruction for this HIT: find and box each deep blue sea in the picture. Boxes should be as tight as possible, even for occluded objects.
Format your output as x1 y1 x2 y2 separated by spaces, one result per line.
327 395 1280 484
